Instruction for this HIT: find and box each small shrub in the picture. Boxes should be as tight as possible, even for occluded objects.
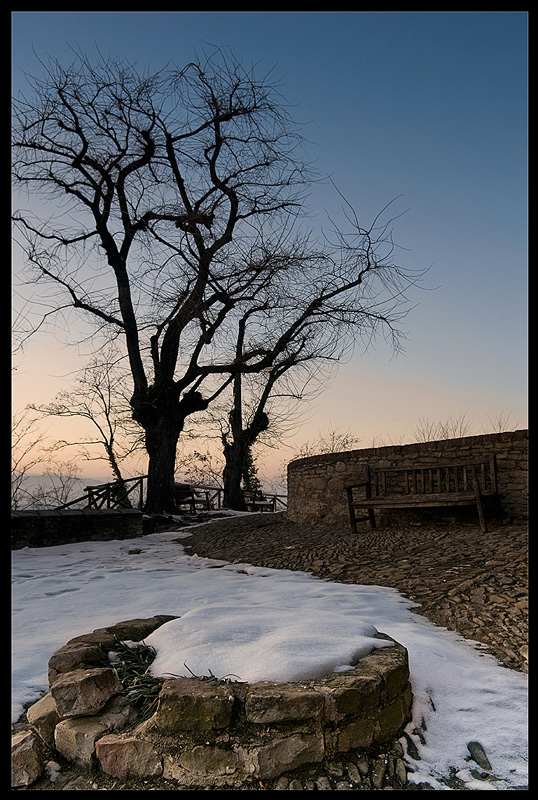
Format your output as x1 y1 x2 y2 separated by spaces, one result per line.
110 639 164 720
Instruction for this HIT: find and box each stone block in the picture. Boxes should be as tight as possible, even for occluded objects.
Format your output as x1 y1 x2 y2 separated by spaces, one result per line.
394 755 408 783
358 640 409 703
26 692 61 747
96 733 163 779
48 642 108 685
154 678 235 732
317 674 381 721
54 696 137 765
51 667 122 718
370 755 387 789
11 729 43 788
98 694 139 729
65 631 118 650
308 477 329 491
247 732 325 779
327 477 345 493
374 692 411 746
335 714 375 752
178 744 242 776
245 682 324 724
93 615 178 643
55 716 109 766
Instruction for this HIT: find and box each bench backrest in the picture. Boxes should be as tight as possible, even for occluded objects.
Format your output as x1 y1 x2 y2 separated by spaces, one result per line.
367 455 497 498
174 483 194 501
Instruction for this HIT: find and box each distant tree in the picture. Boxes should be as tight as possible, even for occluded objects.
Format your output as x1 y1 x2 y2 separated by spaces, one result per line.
11 406 82 509
177 445 225 490
24 462 83 509
412 412 473 442
484 411 520 434
30 349 145 483
288 425 363 461
11 407 48 509
13 48 423 513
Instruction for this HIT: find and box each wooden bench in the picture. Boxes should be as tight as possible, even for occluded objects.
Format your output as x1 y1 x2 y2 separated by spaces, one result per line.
174 483 211 513
244 492 277 512
245 499 277 512
345 455 498 533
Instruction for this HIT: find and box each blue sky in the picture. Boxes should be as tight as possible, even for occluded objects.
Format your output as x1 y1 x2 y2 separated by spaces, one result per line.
12 11 528 479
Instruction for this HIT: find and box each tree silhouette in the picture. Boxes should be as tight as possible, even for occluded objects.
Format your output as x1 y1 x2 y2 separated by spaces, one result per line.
13 49 423 512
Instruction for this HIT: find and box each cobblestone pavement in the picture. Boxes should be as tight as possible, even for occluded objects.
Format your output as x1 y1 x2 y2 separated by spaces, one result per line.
181 513 528 675
19 514 527 791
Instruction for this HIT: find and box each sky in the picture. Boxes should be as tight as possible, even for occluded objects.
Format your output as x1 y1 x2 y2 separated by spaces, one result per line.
11 515 528 789
11 11 528 485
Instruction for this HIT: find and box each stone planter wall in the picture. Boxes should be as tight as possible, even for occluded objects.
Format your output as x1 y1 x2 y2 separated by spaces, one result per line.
12 617 413 789
287 430 528 528
11 509 144 550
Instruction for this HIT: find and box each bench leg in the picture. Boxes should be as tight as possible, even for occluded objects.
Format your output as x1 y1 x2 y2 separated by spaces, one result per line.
473 476 487 532
476 496 487 532
348 507 376 532
347 488 357 533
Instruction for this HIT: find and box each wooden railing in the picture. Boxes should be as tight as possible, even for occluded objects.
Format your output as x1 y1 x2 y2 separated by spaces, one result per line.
243 491 288 512
55 475 146 511
55 476 287 513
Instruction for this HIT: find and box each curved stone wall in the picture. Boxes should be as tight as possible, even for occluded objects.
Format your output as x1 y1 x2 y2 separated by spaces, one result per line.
12 616 413 789
287 430 528 527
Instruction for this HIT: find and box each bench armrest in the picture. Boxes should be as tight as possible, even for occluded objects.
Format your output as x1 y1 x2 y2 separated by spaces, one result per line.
346 483 370 503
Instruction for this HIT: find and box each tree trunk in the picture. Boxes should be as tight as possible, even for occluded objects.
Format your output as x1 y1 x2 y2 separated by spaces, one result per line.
144 417 182 514
133 386 210 515
222 440 247 510
221 367 270 510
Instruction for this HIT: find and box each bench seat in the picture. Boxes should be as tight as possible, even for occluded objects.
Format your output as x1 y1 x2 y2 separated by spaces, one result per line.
351 490 495 509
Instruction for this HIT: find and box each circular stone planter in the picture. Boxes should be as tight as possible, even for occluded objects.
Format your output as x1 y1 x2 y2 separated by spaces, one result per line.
13 616 413 789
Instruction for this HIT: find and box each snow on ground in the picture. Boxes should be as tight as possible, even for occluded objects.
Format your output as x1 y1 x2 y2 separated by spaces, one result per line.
11 516 527 790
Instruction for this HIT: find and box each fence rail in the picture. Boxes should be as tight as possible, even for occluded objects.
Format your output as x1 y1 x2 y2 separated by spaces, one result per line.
55 476 287 513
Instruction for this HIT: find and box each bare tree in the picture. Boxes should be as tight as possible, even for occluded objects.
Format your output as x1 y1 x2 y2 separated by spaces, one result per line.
11 407 49 509
13 48 423 513
484 411 520 434
24 462 84 509
177 444 225 490
29 348 145 482
11 407 82 509
219 328 343 509
412 410 519 442
288 425 363 461
412 412 473 442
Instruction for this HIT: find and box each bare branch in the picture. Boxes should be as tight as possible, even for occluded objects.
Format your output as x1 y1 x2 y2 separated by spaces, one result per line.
12 48 426 512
